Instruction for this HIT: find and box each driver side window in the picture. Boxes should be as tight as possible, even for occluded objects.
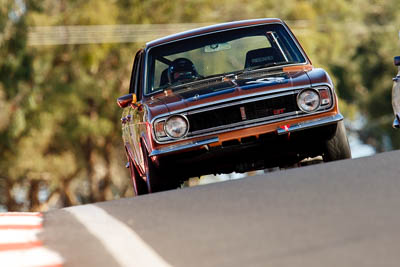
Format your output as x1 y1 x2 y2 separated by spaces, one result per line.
154 60 169 88
129 50 144 100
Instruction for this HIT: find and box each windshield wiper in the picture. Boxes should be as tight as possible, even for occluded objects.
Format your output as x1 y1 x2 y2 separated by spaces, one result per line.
243 61 298 72
165 61 297 92
167 76 201 89
200 72 233 81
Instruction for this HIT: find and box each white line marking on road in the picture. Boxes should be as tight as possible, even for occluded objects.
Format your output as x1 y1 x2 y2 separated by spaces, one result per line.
0 212 41 216
0 229 40 244
65 205 172 267
0 247 64 267
0 213 64 267
0 216 42 226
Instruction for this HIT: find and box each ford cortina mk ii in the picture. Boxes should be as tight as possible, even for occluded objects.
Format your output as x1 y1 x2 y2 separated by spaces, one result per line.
117 18 352 195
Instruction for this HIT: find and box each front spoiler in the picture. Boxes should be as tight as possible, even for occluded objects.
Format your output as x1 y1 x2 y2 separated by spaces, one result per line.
151 114 343 157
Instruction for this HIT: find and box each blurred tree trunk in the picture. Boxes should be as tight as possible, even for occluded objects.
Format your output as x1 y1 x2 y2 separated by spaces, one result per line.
28 180 41 211
6 180 20 212
99 140 114 201
61 175 78 207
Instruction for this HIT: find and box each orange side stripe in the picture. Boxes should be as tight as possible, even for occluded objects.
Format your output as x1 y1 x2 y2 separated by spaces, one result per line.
0 224 42 230
0 241 43 251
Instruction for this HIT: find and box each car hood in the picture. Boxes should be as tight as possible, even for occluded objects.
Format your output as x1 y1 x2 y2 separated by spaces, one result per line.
146 67 330 118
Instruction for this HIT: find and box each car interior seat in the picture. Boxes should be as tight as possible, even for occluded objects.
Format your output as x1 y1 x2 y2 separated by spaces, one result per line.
245 47 285 69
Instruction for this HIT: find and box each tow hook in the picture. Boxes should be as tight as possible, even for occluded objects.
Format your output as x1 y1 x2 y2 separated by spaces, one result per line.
278 125 291 140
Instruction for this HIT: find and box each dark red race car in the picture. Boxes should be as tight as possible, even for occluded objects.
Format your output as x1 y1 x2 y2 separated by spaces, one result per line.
117 18 351 195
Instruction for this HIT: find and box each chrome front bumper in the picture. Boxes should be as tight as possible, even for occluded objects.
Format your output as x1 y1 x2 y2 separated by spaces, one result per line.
150 114 343 156
277 114 343 135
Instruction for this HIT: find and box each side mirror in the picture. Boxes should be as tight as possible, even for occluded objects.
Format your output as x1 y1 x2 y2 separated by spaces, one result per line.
395 56 400 67
117 93 137 108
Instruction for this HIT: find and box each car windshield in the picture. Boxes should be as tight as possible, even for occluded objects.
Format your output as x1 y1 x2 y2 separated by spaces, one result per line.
146 23 306 95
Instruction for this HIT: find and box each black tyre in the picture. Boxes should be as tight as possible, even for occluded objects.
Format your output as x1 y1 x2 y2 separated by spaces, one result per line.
323 121 352 162
141 141 180 193
128 157 148 196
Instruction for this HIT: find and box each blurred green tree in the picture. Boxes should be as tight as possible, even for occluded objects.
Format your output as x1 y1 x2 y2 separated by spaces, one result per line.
0 0 42 211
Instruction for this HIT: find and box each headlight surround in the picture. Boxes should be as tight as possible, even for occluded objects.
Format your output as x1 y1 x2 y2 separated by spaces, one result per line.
297 89 321 113
164 115 189 139
154 120 167 139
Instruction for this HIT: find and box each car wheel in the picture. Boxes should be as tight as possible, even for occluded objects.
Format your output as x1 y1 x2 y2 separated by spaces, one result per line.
323 121 352 162
142 144 161 193
141 140 180 193
128 156 148 196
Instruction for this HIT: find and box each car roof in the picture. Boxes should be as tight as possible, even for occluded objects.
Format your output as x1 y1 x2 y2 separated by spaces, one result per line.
146 18 283 48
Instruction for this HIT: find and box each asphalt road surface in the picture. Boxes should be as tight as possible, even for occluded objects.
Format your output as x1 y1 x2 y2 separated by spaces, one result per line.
40 150 400 267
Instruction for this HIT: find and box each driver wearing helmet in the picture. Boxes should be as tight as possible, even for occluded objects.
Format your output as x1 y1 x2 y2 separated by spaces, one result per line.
168 58 198 84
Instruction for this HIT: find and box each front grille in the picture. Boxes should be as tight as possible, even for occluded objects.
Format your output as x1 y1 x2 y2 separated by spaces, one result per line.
187 94 299 133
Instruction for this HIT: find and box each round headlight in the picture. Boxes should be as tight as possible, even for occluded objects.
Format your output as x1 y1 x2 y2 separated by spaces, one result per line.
165 115 189 139
297 89 321 112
